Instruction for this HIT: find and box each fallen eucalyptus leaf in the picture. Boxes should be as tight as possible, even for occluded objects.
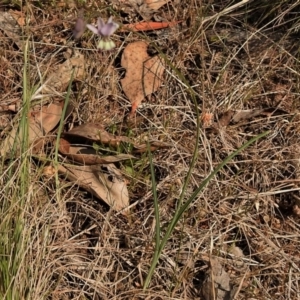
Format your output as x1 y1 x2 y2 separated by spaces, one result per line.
121 41 165 115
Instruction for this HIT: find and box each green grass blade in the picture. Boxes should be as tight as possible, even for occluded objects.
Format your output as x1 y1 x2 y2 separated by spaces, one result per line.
143 130 270 289
147 142 161 263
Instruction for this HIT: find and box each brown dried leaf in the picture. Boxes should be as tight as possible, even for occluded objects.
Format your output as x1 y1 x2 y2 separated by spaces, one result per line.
58 163 129 213
32 102 63 133
8 9 26 27
232 109 265 123
0 11 22 48
0 118 44 157
44 52 85 92
144 0 171 10
232 107 288 123
201 257 232 300
64 123 133 146
0 101 73 157
59 138 134 164
120 41 164 114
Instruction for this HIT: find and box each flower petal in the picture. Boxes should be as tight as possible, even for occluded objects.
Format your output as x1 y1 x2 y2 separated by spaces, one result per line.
97 17 105 31
107 16 113 24
86 24 99 35
99 22 119 37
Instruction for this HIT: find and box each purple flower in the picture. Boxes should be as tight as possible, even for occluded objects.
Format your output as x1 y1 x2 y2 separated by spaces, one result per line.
87 17 119 50
73 10 86 39
73 16 86 39
88 16 119 37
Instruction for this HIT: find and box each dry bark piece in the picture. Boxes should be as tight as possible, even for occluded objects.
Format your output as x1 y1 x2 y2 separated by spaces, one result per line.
58 163 129 214
121 41 164 115
201 257 232 300
64 123 133 146
59 138 134 165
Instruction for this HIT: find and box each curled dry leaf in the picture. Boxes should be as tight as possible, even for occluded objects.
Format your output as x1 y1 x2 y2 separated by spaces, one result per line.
58 163 129 214
59 138 134 165
64 123 133 146
121 41 165 115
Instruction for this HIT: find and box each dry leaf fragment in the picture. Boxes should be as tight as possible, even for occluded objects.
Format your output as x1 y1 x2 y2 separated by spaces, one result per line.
59 138 134 165
121 41 165 115
218 107 288 126
201 257 232 300
58 163 129 213
0 104 17 112
64 123 133 146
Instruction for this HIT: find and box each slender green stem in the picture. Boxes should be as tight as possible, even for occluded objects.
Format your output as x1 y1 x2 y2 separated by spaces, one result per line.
148 143 161 263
